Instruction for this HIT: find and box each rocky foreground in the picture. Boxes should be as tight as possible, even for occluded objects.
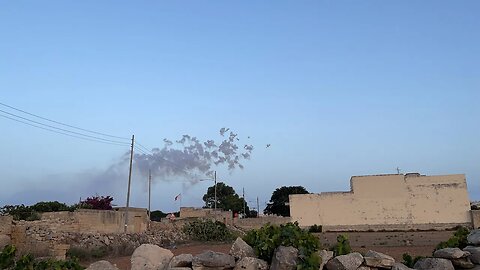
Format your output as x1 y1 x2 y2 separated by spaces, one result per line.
85 229 480 270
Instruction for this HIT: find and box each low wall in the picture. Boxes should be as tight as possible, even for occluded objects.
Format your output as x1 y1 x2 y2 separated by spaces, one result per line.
233 216 291 230
180 207 233 226
472 210 480 229
321 222 472 232
0 215 13 235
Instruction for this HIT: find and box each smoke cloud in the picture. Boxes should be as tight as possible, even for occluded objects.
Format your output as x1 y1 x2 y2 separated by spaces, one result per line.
133 128 254 181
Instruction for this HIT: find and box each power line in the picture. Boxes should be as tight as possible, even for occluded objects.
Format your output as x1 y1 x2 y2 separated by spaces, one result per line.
0 113 129 147
0 101 130 140
0 109 129 145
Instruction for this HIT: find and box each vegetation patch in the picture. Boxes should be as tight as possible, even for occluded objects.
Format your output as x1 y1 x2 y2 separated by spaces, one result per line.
1 245 84 270
183 219 234 242
435 226 470 251
243 222 320 270
331 234 351 255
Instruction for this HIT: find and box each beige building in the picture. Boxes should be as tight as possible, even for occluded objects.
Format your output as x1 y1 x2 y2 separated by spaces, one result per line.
290 173 472 231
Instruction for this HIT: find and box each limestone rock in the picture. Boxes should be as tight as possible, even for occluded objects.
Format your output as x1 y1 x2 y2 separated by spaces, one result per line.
451 257 475 269
192 251 236 270
325 252 363 270
170 268 193 270
318 250 334 270
234 257 268 270
391 263 414 270
131 244 174 270
364 250 395 268
86 260 119 270
464 246 480 264
468 230 480 246
0 234 11 249
170 254 194 268
413 258 454 270
270 246 298 270
433 247 470 259
230 237 256 260
356 267 371 270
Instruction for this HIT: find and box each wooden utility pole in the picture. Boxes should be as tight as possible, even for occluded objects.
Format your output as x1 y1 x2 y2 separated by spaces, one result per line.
214 171 217 211
242 187 246 216
148 169 152 226
256 196 259 217
124 135 134 233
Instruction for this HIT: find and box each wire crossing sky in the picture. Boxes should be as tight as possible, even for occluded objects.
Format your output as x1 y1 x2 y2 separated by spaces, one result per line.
0 1 479 211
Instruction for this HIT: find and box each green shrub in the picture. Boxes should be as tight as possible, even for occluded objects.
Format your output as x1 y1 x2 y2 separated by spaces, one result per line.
308 224 322 233
1 245 84 270
243 222 321 270
402 253 424 268
183 219 234 242
435 226 470 251
331 234 351 256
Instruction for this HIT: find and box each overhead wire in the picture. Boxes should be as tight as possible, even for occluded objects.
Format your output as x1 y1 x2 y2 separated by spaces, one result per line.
0 101 130 140
0 113 129 147
0 109 130 145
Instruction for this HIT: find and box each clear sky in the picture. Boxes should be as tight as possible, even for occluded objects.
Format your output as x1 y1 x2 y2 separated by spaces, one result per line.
1 1 479 212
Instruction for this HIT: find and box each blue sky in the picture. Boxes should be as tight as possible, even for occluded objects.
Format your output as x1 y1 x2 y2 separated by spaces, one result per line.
1 1 479 212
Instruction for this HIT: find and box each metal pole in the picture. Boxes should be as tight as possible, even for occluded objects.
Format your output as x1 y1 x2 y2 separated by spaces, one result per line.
214 171 217 211
148 169 151 225
242 187 246 216
124 135 134 233
257 196 259 218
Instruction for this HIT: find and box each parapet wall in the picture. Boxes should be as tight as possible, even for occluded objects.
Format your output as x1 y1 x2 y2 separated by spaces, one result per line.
233 216 291 230
290 174 472 230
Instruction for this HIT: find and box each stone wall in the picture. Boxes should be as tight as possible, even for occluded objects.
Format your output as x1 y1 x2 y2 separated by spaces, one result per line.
233 216 291 230
290 173 472 230
0 215 13 235
472 210 480 229
180 207 233 225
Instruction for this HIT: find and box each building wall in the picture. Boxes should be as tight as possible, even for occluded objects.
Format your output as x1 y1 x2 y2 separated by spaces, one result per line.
233 216 291 230
472 210 480 229
180 207 233 225
290 174 472 230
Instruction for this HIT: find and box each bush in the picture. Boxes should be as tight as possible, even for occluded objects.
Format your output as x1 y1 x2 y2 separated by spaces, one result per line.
1 245 84 270
78 196 113 210
243 222 321 270
31 201 74 212
435 226 470 251
402 253 424 268
331 234 351 256
308 224 322 233
0 205 40 221
183 219 234 242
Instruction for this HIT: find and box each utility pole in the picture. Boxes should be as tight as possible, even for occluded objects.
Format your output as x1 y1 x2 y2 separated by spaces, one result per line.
214 171 217 211
124 135 134 233
256 196 259 218
148 169 151 228
242 187 246 216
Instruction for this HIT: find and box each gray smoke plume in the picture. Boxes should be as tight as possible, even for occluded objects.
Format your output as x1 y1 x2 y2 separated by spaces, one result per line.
134 128 254 181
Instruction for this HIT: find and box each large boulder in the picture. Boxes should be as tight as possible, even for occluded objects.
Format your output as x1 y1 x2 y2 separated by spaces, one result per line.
131 244 174 270
468 230 480 246
0 235 11 249
392 263 414 270
230 237 256 260
86 260 119 270
170 254 194 268
464 246 480 264
325 252 363 270
234 257 268 270
451 257 475 269
413 258 454 270
318 250 334 270
433 247 470 259
270 246 298 270
364 250 395 268
193 251 236 270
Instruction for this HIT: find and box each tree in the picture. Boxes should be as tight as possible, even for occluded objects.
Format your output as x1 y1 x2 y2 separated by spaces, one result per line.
264 186 309 217
202 182 250 215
